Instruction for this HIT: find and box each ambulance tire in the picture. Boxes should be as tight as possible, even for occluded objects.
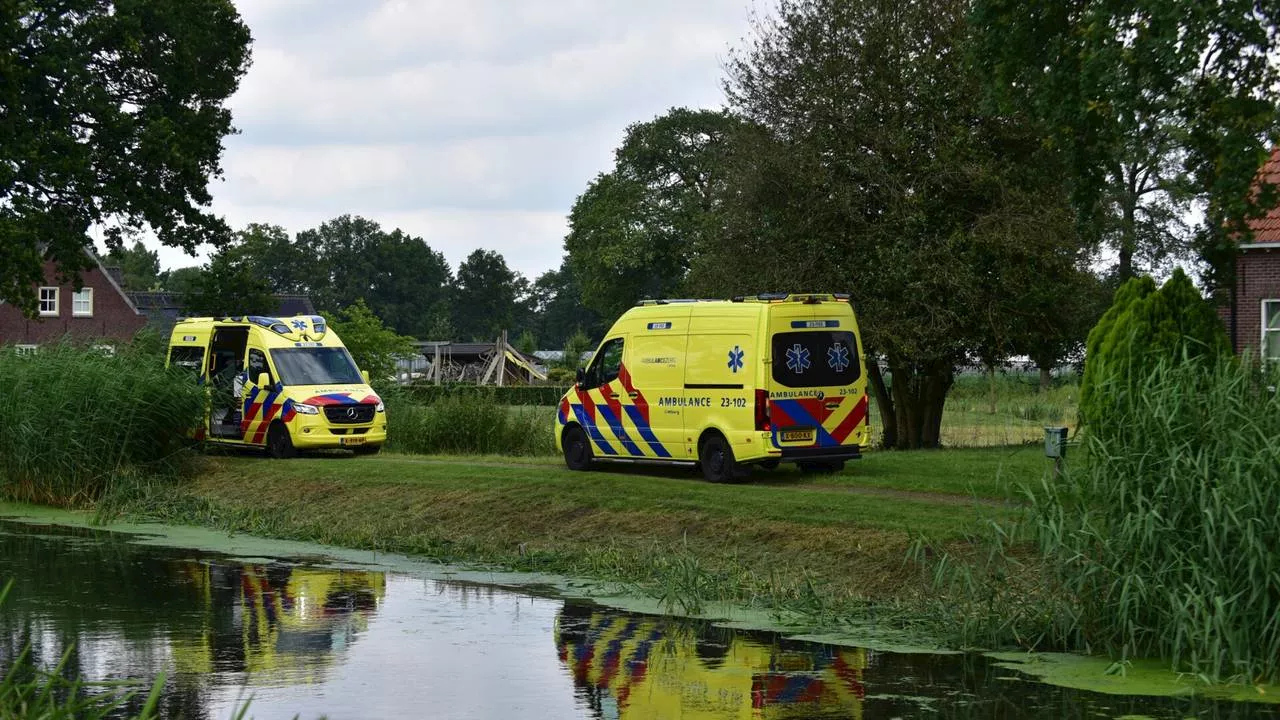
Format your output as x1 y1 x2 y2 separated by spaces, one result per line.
563 426 593 471
699 435 748 484
266 422 297 459
798 460 844 474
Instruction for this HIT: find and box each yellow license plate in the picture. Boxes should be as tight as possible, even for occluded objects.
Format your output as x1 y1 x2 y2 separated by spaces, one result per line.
340 437 366 446
780 430 814 443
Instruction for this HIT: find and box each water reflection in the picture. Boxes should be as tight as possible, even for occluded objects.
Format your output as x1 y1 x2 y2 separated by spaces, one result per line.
0 520 1276 719
170 561 384 682
556 604 867 719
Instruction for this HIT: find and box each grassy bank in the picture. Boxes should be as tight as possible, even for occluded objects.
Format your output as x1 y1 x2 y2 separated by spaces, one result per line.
99 447 1046 619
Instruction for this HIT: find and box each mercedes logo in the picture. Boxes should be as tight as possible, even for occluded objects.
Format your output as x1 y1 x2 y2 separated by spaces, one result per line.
345 407 357 419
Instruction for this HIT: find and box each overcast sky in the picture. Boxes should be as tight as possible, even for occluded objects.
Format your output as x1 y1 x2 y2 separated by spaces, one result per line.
141 0 757 278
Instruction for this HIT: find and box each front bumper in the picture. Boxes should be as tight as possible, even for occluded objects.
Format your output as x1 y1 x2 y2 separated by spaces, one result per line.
290 414 387 449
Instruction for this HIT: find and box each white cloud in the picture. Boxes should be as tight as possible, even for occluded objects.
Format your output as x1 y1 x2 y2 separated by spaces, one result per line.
154 0 759 281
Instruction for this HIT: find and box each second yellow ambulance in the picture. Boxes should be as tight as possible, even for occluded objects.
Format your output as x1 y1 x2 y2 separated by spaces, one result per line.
556 293 870 482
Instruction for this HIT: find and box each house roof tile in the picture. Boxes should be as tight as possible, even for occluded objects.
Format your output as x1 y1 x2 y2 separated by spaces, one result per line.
1247 147 1280 243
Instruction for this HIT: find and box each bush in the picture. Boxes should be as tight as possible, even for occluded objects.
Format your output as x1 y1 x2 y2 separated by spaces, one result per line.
1080 270 1228 425
399 383 569 407
0 342 206 506
385 393 555 456
1029 357 1280 682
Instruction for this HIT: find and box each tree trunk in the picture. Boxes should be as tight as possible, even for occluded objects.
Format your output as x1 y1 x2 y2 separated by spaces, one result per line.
1039 366 1052 392
887 356 954 449
1118 189 1137 280
986 363 997 415
865 359 896 448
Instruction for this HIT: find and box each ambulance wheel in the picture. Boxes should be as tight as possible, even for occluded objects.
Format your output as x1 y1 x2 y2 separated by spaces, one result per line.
700 435 747 483
267 422 297 459
799 460 843 474
563 426 593 471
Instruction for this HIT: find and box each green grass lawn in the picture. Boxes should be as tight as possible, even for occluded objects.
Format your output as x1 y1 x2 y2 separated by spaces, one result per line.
108 446 1048 614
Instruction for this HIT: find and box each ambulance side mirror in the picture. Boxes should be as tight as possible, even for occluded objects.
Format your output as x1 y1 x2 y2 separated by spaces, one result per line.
575 367 585 387
362 369 371 384
256 372 270 389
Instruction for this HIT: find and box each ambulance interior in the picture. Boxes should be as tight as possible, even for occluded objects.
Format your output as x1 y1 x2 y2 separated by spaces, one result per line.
208 327 249 439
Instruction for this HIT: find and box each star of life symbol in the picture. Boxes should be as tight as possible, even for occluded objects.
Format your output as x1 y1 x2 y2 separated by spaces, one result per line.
827 343 851 373
786 344 811 374
727 346 745 373
291 319 307 330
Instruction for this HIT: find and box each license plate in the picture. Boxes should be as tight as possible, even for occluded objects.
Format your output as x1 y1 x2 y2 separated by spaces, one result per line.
340 437 366 446
780 429 814 443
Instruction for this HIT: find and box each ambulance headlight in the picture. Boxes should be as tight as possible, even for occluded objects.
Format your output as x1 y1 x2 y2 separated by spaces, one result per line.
375 400 385 413
293 403 320 415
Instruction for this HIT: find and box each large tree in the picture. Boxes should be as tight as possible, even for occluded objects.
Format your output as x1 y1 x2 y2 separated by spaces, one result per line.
451 249 525 341
104 239 160 291
713 0 1087 448
294 215 452 338
565 108 748 319
972 0 1280 285
0 0 251 313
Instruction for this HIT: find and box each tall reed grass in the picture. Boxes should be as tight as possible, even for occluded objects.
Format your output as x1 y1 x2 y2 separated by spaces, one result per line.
0 342 206 506
384 392 555 456
917 357 1280 684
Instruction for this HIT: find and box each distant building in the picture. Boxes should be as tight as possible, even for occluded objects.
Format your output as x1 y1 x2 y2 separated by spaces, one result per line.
1224 147 1280 358
127 292 316 334
0 250 145 350
414 340 547 384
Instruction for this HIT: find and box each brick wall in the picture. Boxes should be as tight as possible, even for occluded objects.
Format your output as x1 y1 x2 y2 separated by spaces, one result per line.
1230 248 1280 356
0 260 146 345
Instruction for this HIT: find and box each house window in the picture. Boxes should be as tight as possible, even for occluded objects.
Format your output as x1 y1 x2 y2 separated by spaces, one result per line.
15 344 37 356
38 287 58 317
1263 300 1280 361
72 288 93 317
92 344 115 357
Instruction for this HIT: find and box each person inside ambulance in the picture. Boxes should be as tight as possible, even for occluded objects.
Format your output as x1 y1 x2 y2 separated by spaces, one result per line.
210 352 244 432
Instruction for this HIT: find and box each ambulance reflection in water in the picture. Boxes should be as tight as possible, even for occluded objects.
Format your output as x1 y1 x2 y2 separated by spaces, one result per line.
170 561 385 683
555 604 867 719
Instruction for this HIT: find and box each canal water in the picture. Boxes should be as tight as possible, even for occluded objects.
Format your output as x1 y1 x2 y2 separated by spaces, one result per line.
0 519 1273 719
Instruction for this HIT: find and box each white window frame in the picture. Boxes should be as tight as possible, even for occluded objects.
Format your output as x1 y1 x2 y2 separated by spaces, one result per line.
15 344 37 356
1262 300 1280 362
38 287 58 317
72 287 93 317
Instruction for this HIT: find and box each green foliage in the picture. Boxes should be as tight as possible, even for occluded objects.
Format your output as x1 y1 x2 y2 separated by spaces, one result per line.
399 384 567 407
180 248 277 318
527 262 606 349
298 215 453 338
565 108 748 320
327 299 416 387
104 240 161 291
385 395 554 456
561 329 593 370
0 342 205 506
1035 358 1280 682
0 0 252 314
160 265 205 295
452 249 525 341
1080 270 1228 424
516 330 537 355
972 0 1280 283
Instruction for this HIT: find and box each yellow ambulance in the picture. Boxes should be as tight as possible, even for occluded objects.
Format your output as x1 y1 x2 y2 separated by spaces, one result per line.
166 315 386 458
555 293 869 482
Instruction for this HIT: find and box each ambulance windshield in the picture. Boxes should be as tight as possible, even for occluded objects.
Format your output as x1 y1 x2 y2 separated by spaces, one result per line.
771 331 860 388
271 347 363 386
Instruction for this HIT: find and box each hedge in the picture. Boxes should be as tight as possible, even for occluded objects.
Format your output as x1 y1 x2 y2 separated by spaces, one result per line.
396 383 570 406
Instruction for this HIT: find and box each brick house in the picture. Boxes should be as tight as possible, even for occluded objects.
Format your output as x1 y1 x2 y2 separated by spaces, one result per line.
1225 147 1280 358
0 250 146 350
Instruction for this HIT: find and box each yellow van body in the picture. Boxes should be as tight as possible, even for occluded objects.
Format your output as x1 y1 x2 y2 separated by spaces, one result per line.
555 293 869 481
555 605 867 719
166 315 386 457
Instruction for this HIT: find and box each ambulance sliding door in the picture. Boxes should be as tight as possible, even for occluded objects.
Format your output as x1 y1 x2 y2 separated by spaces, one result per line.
624 331 689 459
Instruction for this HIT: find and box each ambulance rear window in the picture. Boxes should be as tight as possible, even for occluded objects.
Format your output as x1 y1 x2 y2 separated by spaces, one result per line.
771 331 860 388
